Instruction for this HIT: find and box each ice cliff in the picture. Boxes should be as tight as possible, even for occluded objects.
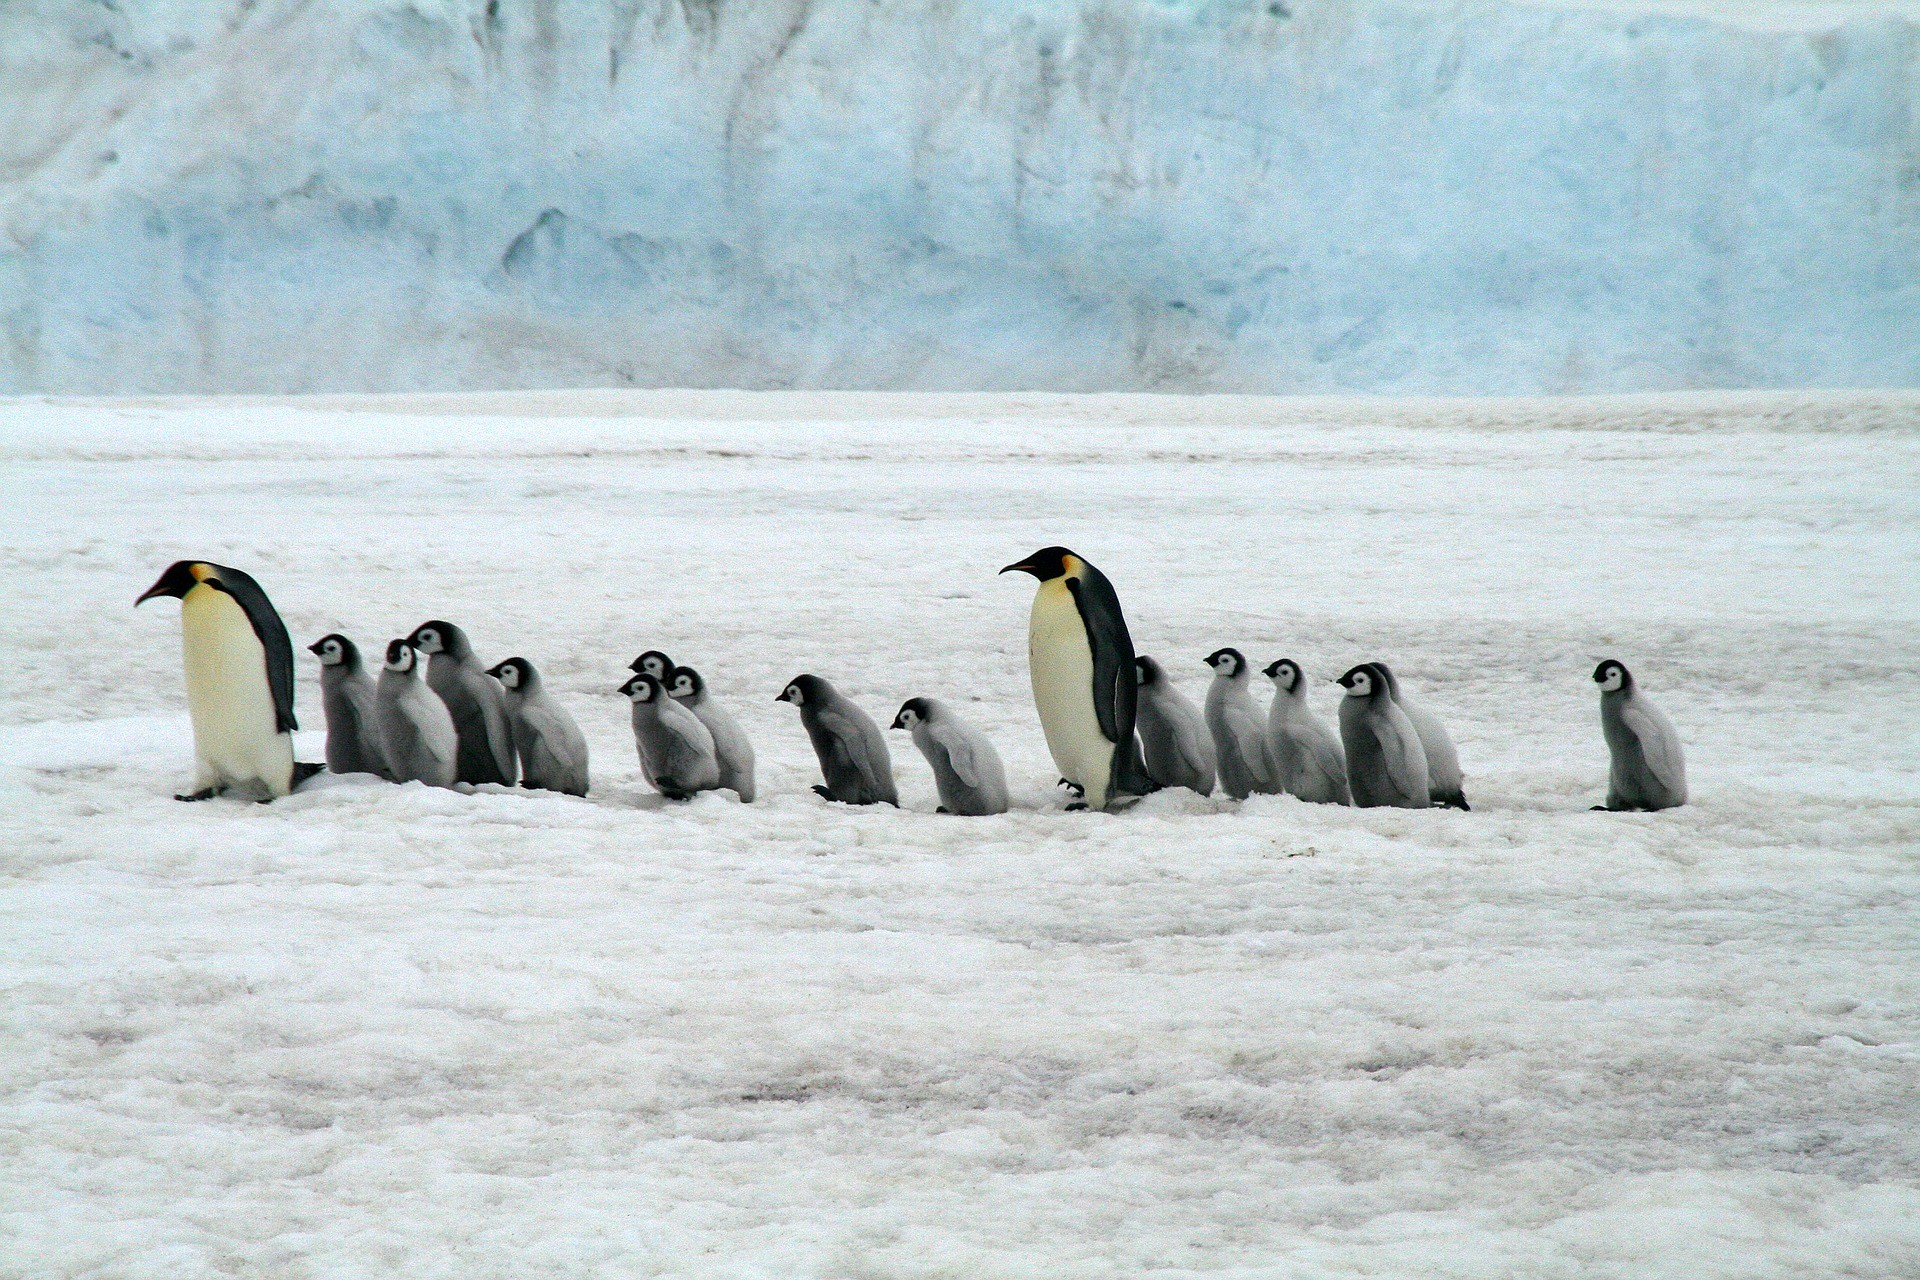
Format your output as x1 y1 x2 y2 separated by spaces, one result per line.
2 0 1916 394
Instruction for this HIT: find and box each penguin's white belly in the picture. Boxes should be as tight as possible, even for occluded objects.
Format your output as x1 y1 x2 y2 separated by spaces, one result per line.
1028 581 1112 806
181 585 291 794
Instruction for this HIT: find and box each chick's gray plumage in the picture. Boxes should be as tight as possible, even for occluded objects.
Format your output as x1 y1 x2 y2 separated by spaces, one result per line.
893 698 1008 815
1595 660 1687 811
1205 649 1279 800
374 640 458 788
410 620 516 786
1133 656 1216 795
780 675 897 806
623 673 721 800
1337 663 1430 809
1264 660 1350 805
1375 663 1467 809
669 667 755 802
491 657 589 797
311 634 391 779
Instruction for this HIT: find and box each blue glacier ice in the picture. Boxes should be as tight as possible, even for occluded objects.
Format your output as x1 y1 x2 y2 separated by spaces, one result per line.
1 0 1916 394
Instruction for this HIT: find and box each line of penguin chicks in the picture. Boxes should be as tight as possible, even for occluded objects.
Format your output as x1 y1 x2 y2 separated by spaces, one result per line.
315 624 1688 815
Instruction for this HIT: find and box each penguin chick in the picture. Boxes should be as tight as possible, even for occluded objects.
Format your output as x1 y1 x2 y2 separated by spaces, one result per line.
1204 648 1280 800
1133 656 1216 795
374 639 459 788
136 559 322 802
1001 547 1156 811
1593 659 1687 811
668 666 756 802
1263 659 1350 805
309 633 392 779
1375 663 1469 809
630 650 676 680
1336 663 1431 809
409 620 517 787
489 657 590 797
777 675 898 806
892 697 1010 815
621 672 721 800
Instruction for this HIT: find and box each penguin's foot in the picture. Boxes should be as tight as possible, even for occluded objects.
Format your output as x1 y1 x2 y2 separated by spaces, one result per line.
174 787 222 802
291 761 326 789
812 785 835 802
936 806 950 814
1065 801 1089 812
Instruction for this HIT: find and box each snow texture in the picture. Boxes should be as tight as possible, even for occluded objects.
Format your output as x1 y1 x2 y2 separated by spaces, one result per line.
3 389 1919 1276
3 0 1918 397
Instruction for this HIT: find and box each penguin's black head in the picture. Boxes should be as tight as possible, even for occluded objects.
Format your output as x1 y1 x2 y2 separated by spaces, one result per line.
383 638 419 672
1206 648 1247 677
1371 662 1400 697
309 634 359 668
136 560 216 605
488 657 533 690
1264 658 1300 691
891 696 931 730
667 666 705 700
1593 659 1632 693
409 621 466 657
621 672 663 702
1134 655 1163 687
776 674 828 706
631 650 675 678
1000 547 1076 581
1336 663 1379 697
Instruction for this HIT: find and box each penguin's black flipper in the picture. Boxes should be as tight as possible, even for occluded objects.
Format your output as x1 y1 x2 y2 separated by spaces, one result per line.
292 761 327 790
203 564 300 734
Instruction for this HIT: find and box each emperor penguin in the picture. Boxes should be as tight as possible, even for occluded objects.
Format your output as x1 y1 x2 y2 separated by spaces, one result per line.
1204 648 1280 801
891 697 1010 815
1375 663 1469 810
668 666 756 802
1133 655 1216 795
621 672 721 800
630 650 676 681
374 638 459 788
776 675 898 806
408 621 516 786
1001 547 1156 811
1262 659 1351 805
136 560 322 802
1336 663 1430 809
308 633 391 779
1593 659 1687 811
488 657 590 797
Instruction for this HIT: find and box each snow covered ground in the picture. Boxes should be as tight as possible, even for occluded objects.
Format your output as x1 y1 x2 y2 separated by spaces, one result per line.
2 389 1918 1276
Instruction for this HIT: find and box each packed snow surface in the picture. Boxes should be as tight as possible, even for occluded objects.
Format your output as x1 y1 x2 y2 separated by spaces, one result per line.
3 389 1919 1276
4 0 1919 396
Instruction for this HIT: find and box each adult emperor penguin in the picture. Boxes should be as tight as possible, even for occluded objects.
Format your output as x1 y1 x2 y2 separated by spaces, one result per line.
891 697 1010 816
408 621 516 786
1001 547 1156 811
621 672 721 800
374 639 459 788
777 674 898 806
1262 659 1350 805
488 657 590 797
1336 663 1431 809
668 666 756 802
1375 663 1469 810
309 633 391 779
1205 648 1280 800
1133 655 1216 795
1593 659 1687 811
136 560 322 802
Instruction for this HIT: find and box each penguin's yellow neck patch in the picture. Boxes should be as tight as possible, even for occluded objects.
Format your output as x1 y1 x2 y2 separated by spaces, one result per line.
1060 554 1083 580
189 563 214 584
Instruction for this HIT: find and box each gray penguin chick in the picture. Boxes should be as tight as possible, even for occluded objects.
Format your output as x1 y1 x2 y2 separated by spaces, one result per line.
1374 663 1468 810
891 697 1009 815
621 672 721 800
1133 656 1216 795
409 620 516 786
1336 663 1430 809
489 657 589 797
668 666 756 802
374 639 459 788
777 674 898 806
1593 659 1687 811
1262 658 1351 805
309 633 391 778
1204 648 1280 800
